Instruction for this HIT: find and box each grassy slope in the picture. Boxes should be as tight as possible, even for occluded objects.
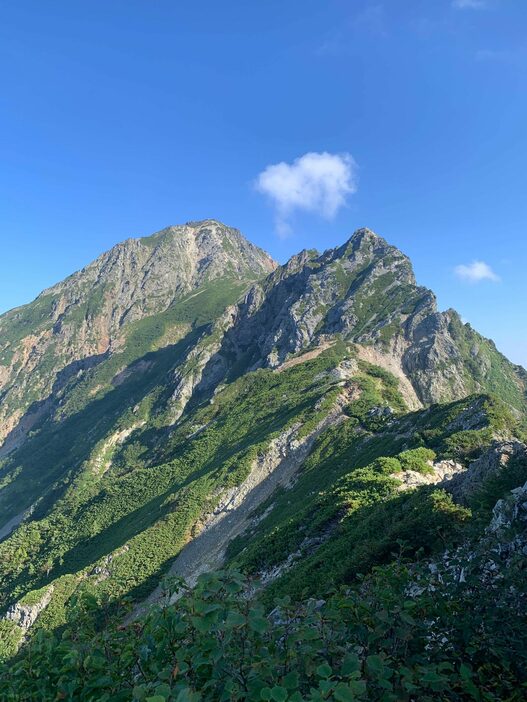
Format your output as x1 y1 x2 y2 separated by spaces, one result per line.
0 278 247 522
448 312 527 413
1 384 525 700
227 393 517 602
2 331 520 641
0 344 355 619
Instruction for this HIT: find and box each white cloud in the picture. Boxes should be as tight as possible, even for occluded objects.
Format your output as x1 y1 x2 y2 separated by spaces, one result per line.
452 0 486 8
454 261 500 283
255 152 358 237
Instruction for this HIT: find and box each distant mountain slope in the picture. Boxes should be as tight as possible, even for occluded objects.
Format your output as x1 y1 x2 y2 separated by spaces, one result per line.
173 227 527 414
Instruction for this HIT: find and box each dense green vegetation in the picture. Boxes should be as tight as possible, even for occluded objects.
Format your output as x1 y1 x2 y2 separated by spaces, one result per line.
2 225 527 699
228 448 468 604
448 312 527 413
0 345 357 615
2 510 526 701
2 331 523 698
226 393 513 601
0 277 248 524
3 427 526 699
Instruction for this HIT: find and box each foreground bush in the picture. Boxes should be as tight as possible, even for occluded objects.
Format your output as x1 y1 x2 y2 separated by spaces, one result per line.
1 546 526 702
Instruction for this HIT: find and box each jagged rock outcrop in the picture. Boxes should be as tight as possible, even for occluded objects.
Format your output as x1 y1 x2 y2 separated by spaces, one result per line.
407 475 527 605
182 227 527 413
4 586 54 631
394 459 465 491
488 479 527 539
393 442 527 504
2 222 525 459
207 228 428 372
447 440 527 505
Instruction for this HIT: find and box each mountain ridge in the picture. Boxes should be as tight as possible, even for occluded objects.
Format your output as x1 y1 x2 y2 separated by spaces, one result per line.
173 225 526 415
0 220 525 463
0 220 526 691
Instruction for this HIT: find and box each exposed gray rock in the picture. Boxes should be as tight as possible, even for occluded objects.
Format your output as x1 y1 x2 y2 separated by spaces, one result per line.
394 459 466 491
407 472 527 605
447 441 527 505
183 227 526 415
5 586 54 631
0 220 276 448
89 545 131 582
489 480 527 534
368 405 394 418
131 391 351 618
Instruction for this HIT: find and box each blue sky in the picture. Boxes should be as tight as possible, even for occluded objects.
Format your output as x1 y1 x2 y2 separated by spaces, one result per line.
1 0 526 366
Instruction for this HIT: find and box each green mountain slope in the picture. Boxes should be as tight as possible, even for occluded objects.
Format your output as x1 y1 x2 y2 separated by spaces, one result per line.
0 222 526 700
0 220 276 453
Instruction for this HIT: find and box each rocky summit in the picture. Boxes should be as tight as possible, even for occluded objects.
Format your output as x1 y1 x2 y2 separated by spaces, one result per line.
0 221 526 699
0 220 275 452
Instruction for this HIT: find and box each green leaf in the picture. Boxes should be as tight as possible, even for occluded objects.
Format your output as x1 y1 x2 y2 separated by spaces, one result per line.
175 689 196 702
316 663 332 679
399 611 416 625
334 683 357 702
319 679 334 695
225 611 246 628
365 655 385 678
283 672 299 690
271 686 288 702
154 684 172 698
348 680 367 696
459 663 473 682
191 615 213 633
249 616 269 634
86 675 113 689
341 653 361 676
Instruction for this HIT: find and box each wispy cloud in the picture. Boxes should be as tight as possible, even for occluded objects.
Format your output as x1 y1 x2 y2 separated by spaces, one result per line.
455 261 500 283
255 152 358 238
452 0 487 8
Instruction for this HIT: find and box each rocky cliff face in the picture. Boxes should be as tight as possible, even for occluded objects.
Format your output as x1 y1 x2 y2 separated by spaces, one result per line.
447 440 527 505
2 222 524 458
216 228 428 371
0 220 276 449
182 227 527 413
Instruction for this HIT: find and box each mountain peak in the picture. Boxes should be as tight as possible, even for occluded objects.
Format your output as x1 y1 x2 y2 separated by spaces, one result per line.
328 227 413 280
1 219 525 693
327 227 393 263
346 227 390 251
138 220 277 272
0 220 277 449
